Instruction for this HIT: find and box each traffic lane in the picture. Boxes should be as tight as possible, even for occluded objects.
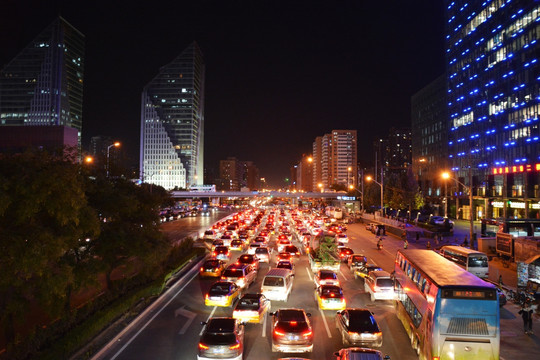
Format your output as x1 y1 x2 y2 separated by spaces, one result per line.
159 209 232 242
345 224 397 272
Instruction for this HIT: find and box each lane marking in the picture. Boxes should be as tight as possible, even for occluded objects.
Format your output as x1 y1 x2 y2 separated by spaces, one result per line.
340 268 349 281
199 306 217 336
305 267 313 281
175 306 197 335
107 268 200 360
318 308 333 338
261 312 267 338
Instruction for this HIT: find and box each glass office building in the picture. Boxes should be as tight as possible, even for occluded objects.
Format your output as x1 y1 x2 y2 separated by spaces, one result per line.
140 42 205 190
446 0 540 219
0 17 85 144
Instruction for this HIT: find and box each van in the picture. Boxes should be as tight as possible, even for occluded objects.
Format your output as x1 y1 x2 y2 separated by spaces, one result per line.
364 270 395 302
221 263 256 289
261 268 294 301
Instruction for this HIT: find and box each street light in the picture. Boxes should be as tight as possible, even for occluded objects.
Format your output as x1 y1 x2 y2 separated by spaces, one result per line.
349 184 364 213
366 174 384 217
442 171 474 246
318 183 323 193
107 142 120 178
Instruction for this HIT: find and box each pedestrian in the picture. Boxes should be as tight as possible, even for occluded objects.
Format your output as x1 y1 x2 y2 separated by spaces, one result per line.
463 236 468 247
498 275 504 288
404 239 408 249
415 232 419 243
434 234 439 246
518 300 534 334
426 241 431 250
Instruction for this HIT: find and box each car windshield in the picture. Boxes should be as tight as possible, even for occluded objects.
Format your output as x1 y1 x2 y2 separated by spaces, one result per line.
277 262 292 270
468 255 488 267
351 256 366 263
263 276 284 287
205 231 214 235
215 246 228 252
348 311 379 332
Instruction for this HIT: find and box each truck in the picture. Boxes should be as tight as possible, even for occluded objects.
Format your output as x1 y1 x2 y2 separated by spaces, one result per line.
308 235 340 273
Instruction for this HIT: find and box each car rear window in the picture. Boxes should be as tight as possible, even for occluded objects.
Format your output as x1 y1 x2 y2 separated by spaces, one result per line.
348 311 379 333
263 276 284 287
223 269 243 277
376 278 394 288
200 332 236 345
237 298 259 310
209 284 230 295
255 248 268 254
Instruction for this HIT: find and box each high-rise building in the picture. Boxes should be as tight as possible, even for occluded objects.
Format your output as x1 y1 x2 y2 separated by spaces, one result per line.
0 17 85 146
296 154 314 192
140 42 205 190
445 1 540 219
312 130 357 190
217 157 259 191
412 74 449 203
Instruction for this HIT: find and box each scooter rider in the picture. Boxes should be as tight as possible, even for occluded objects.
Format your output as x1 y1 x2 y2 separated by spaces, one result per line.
377 237 383 250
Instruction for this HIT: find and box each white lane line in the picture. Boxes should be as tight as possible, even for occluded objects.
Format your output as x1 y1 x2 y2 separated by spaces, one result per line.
318 308 332 338
199 306 217 336
107 269 200 360
305 267 313 281
340 268 349 281
261 312 267 338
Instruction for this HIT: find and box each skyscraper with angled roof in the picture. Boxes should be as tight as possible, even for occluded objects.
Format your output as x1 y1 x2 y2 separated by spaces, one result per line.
140 42 205 190
0 16 85 145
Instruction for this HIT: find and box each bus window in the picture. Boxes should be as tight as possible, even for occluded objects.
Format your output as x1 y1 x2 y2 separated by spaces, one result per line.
421 278 427 293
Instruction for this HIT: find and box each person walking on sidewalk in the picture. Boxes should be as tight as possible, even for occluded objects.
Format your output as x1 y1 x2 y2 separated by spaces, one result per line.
415 232 419 243
404 239 408 249
519 300 534 334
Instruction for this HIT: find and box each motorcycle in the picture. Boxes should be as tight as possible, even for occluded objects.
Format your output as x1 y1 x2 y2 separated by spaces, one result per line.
377 240 383 250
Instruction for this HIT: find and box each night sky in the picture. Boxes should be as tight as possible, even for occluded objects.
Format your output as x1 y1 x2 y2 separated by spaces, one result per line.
0 0 446 187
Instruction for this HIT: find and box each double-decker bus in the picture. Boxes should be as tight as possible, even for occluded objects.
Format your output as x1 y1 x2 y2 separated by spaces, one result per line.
394 249 500 360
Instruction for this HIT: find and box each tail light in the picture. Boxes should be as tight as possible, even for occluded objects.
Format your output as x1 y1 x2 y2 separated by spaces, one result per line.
302 330 313 337
229 343 240 350
433 357 440 360
200 267 204 271
274 329 285 336
375 331 382 337
205 294 209 300
199 343 209 350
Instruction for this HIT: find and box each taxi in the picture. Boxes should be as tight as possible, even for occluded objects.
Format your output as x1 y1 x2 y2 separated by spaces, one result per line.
233 293 271 324
205 281 241 307
212 246 230 261
199 259 226 278
314 270 340 287
315 285 346 310
354 263 383 280
229 239 245 251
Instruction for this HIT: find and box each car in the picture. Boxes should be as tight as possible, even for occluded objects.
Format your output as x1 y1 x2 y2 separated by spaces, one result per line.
270 308 313 353
213 246 230 261
236 254 259 272
211 239 224 250
348 254 368 272
200 259 227 278
198 317 244 360
229 239 244 251
282 245 301 258
277 238 292 252
205 281 242 307
203 230 216 241
233 293 271 324
276 260 295 274
429 216 454 227
221 263 257 289
498 288 507 307
335 308 383 347
247 243 261 255
335 233 349 243
220 235 233 247
314 270 340 287
315 285 346 310
354 263 383 279
338 247 354 262
334 347 390 360
277 251 293 262
254 247 271 263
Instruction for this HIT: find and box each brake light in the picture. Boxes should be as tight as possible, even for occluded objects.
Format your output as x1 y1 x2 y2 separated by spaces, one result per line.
199 343 209 350
200 267 204 271
205 294 209 300
212 252 217 256
229 343 240 350
274 329 285 336
375 331 382 337
433 357 440 360
290 321 297 326
302 330 313 337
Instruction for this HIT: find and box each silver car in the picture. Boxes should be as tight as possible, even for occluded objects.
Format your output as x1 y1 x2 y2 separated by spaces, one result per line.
198 317 244 360
271 308 313 353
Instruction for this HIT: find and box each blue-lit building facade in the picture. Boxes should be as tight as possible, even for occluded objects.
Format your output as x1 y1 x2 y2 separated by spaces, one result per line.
446 0 540 219
140 42 205 190
0 17 85 146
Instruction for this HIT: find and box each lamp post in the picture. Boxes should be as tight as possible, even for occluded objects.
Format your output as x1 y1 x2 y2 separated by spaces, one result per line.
106 142 120 178
347 166 352 188
349 184 364 214
366 174 383 218
318 182 323 193
442 170 474 246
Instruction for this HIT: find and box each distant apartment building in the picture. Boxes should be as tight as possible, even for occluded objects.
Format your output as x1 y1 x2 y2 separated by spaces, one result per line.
312 130 357 190
0 17 85 149
374 128 412 179
296 154 314 192
218 157 260 191
140 42 205 190
411 74 449 203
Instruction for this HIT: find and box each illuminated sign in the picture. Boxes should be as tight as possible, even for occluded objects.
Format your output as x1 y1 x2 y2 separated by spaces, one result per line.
533 203 540 209
509 201 525 209
492 201 504 208
337 196 356 201
491 163 540 175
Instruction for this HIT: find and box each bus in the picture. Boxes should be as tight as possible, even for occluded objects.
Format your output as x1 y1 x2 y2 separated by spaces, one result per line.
394 249 499 360
438 245 490 279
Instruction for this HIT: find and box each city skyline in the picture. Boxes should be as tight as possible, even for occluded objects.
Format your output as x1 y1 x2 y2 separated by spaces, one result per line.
0 1 446 187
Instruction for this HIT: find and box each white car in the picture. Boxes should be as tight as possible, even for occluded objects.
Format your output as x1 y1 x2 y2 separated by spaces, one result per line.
335 233 349 243
430 216 454 226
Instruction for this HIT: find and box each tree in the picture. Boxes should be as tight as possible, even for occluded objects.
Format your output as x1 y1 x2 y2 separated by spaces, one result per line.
0 151 99 346
87 177 170 290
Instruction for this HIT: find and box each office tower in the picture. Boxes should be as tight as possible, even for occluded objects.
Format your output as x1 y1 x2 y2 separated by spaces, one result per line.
445 1 540 219
219 157 243 191
412 74 449 200
312 130 357 190
140 42 205 190
295 154 314 192
0 17 85 146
